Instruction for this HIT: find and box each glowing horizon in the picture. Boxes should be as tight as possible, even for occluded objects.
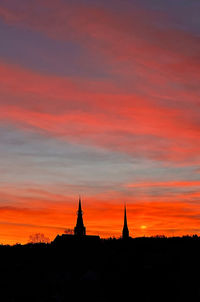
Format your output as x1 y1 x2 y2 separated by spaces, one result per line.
0 0 199 244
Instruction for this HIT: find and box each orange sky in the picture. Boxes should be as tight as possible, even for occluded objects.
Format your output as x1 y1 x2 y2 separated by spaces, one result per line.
0 0 199 244
1 189 200 245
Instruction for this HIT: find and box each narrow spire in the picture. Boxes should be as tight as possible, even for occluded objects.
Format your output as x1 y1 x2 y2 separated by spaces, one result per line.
124 205 127 226
74 196 86 236
78 196 82 213
122 204 129 239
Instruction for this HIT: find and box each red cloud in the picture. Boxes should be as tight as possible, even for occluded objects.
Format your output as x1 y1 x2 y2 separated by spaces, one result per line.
0 2 199 166
0 61 199 163
0 0 199 82
126 180 200 189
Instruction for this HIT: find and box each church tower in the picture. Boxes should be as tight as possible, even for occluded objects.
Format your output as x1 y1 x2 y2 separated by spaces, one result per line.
74 197 86 236
122 204 129 239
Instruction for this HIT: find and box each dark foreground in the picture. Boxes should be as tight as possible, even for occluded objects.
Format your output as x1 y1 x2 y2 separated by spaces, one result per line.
0 236 200 301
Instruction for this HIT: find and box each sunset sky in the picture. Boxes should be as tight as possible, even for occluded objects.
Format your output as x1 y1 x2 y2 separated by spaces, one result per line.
0 0 200 244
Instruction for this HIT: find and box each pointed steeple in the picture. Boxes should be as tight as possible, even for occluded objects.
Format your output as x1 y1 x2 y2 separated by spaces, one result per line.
74 196 86 236
78 196 82 213
122 204 129 239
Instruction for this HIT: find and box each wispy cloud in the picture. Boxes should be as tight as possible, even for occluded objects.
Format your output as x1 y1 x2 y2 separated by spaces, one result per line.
0 61 199 163
0 0 199 243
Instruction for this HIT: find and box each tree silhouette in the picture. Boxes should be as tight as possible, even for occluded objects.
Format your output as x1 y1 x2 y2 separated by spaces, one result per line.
64 228 74 235
29 233 50 243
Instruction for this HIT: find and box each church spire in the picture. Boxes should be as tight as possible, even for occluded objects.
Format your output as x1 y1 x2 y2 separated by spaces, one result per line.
74 196 86 236
122 204 129 239
78 196 82 213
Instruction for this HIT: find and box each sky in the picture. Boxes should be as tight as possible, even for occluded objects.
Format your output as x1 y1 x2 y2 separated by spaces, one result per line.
0 0 200 244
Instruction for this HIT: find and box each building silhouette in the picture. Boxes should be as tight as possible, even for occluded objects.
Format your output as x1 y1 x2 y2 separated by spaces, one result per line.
53 197 99 244
54 198 133 244
74 197 86 236
122 204 129 239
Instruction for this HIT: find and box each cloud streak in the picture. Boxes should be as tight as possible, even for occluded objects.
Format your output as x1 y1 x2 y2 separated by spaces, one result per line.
0 0 199 243
0 61 199 163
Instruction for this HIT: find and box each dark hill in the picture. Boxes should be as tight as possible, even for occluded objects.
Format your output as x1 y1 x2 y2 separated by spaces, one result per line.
0 236 200 301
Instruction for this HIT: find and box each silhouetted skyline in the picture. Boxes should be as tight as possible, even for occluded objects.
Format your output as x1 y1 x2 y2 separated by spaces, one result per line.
61 198 131 240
